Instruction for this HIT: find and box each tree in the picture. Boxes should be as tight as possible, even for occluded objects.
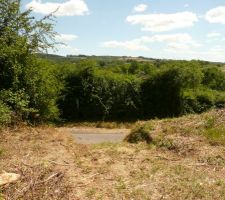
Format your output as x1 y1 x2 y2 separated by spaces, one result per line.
202 67 225 91
141 64 203 118
0 0 61 122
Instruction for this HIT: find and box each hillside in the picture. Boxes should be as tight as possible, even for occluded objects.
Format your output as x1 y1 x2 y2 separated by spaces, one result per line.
39 53 225 66
1 109 225 199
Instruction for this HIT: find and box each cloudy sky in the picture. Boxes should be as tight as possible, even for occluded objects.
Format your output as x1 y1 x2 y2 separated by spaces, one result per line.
23 0 225 62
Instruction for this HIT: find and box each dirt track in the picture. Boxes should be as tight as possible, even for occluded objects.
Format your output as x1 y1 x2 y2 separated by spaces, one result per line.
68 127 130 144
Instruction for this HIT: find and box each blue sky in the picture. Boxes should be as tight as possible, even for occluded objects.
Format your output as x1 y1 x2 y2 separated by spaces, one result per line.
23 0 225 62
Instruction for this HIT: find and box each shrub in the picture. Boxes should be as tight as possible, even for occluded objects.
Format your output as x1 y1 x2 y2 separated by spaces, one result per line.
0 89 32 120
0 100 11 125
25 59 63 121
153 136 177 150
202 67 225 91
141 68 183 118
124 124 153 144
59 67 142 121
0 0 60 123
182 89 225 114
141 65 203 118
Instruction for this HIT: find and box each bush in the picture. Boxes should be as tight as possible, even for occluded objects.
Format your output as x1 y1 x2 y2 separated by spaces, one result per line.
0 101 11 125
202 127 225 146
0 0 60 123
182 89 225 114
25 59 63 121
141 65 202 118
153 136 177 150
124 124 153 144
202 67 225 91
59 67 142 121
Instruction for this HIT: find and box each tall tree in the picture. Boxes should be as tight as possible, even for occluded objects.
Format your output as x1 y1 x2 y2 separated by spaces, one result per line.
0 0 61 121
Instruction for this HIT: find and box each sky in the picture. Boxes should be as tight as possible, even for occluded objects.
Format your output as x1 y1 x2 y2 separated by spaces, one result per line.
22 0 225 62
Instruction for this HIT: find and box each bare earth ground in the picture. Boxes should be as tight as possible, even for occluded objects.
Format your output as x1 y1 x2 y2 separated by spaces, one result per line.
0 110 225 199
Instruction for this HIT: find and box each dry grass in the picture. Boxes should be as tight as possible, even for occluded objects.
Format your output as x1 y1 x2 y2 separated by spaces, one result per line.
0 126 76 199
61 121 135 129
0 109 225 199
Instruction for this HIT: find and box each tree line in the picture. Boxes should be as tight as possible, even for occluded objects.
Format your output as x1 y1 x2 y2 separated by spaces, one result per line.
58 60 225 121
1 0 225 125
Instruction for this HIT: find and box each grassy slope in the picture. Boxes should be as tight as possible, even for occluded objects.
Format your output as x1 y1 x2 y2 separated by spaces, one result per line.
0 109 225 199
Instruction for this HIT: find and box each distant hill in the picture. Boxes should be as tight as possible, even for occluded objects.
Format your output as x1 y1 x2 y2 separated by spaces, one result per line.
37 53 225 67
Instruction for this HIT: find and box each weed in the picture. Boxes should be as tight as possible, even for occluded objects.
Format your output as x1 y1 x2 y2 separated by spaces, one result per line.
190 182 205 199
202 126 225 145
153 136 177 150
0 148 5 157
115 178 127 192
85 188 97 198
199 155 225 166
124 123 153 144
204 115 216 129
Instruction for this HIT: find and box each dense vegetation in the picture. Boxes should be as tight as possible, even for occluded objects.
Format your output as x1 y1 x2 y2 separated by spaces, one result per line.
57 58 225 121
1 1 225 125
0 0 61 125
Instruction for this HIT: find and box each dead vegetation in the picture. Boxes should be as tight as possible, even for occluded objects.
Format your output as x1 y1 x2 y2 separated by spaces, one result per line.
0 109 225 199
61 121 135 129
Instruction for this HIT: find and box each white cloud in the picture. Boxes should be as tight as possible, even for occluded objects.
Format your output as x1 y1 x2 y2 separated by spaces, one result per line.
54 44 80 55
141 33 200 46
206 6 225 24
53 34 79 55
55 34 78 42
26 0 89 16
194 45 225 62
102 33 200 52
148 34 201 51
207 32 221 38
102 40 150 51
133 4 148 13
126 12 198 32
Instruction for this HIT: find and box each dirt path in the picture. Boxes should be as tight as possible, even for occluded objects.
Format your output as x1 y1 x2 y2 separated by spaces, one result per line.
67 127 130 144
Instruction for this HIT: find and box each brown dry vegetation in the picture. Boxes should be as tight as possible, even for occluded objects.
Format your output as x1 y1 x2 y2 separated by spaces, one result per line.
0 109 225 199
61 121 134 129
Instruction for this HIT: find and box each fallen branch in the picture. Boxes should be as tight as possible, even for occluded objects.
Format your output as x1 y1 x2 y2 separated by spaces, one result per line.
0 172 20 186
46 159 75 166
38 172 63 184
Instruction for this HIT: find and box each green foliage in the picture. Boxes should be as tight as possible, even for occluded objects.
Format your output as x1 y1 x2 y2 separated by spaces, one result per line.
0 1 225 124
125 124 153 143
204 116 216 129
24 59 62 121
0 100 11 125
201 114 225 145
182 89 225 114
141 65 203 118
202 126 225 145
57 58 225 121
202 67 225 91
59 66 142 121
0 89 33 121
0 0 61 122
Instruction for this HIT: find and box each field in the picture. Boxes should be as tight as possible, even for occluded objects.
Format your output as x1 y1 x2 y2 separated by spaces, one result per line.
1 109 225 200
1 1 225 199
